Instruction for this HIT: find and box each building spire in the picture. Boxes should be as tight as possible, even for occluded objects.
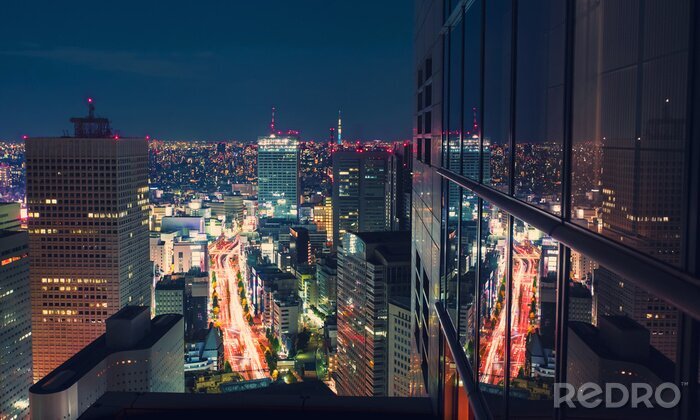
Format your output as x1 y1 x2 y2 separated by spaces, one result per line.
270 106 276 135
88 97 95 118
337 109 342 145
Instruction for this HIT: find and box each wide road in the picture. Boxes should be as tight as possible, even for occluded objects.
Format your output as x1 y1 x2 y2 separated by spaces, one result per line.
479 240 540 385
210 238 268 380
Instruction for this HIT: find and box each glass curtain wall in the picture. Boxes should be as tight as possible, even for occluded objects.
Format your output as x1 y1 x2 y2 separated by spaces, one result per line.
434 0 698 418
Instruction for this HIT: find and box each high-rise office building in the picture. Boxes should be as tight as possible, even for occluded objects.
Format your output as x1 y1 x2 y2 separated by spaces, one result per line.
336 231 411 397
389 142 413 232
0 225 31 419
313 197 333 245
414 0 698 418
316 253 337 316
289 226 311 267
26 103 151 381
387 297 412 397
257 128 299 219
332 151 391 248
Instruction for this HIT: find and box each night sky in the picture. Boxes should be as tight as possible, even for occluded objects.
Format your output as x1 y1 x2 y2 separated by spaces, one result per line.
0 1 413 141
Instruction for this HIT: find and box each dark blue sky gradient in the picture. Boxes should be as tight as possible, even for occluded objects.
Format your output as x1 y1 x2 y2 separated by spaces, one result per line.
0 1 413 141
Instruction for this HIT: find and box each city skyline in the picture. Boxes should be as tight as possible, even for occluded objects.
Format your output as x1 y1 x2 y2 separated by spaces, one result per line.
1 1 699 419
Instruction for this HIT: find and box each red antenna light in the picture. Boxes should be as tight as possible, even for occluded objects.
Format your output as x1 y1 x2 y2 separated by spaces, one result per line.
22 135 28 140
88 97 93 103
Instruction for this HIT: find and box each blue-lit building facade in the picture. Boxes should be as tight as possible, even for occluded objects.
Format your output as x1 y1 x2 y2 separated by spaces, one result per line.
257 134 300 219
413 0 700 418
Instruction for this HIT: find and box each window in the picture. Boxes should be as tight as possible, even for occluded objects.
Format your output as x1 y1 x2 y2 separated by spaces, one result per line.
462 0 483 182
478 200 507 416
566 251 679 415
459 190 478 365
483 0 512 192
424 138 432 166
570 0 690 267
507 218 559 413
514 0 565 214
446 21 463 172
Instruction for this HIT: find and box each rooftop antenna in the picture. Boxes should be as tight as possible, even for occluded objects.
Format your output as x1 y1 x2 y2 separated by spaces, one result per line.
70 97 112 138
88 97 95 118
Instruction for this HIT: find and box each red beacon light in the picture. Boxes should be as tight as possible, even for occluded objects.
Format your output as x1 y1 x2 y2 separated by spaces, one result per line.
114 135 119 140
22 135 28 140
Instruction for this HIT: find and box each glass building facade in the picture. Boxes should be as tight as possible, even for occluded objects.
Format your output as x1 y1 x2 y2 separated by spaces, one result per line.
413 0 700 418
257 134 300 219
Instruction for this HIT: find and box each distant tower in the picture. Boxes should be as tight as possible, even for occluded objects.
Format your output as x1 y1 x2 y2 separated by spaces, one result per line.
258 108 300 219
337 110 342 145
270 106 276 135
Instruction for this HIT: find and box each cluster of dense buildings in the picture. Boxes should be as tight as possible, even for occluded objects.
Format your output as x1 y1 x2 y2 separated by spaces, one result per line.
2 2 700 417
0 142 25 202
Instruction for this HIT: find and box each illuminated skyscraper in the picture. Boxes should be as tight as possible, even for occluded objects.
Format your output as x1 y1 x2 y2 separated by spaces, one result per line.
336 231 411 397
0 221 31 419
26 101 151 381
257 110 299 219
389 142 413 231
313 197 333 245
332 151 391 248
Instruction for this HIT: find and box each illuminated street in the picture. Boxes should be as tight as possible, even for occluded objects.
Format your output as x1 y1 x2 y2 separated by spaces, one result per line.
479 241 540 385
210 237 269 380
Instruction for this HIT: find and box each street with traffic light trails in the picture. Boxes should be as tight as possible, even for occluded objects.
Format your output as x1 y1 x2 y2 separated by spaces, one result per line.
210 237 269 380
479 240 541 385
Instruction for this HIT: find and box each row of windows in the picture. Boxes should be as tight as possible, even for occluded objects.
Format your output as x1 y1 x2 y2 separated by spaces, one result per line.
440 186 686 417
436 0 692 270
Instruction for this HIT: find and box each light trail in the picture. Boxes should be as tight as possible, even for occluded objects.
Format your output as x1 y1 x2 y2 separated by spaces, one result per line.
210 238 269 380
479 240 540 385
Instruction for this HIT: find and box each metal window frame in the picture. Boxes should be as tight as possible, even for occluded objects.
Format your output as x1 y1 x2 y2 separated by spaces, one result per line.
437 301 490 420
438 166 700 321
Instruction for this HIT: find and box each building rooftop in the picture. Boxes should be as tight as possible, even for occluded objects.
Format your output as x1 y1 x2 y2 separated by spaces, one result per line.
0 229 25 240
155 278 186 290
29 312 182 395
350 230 410 245
374 245 411 265
389 296 411 311
110 305 148 321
